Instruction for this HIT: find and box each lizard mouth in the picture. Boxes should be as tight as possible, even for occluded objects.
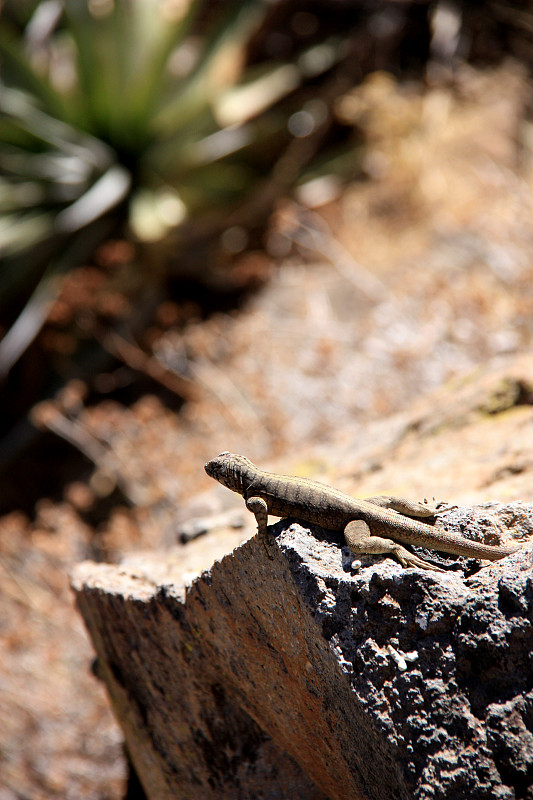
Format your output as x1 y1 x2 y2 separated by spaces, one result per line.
204 452 232 482
205 452 255 494
204 459 215 477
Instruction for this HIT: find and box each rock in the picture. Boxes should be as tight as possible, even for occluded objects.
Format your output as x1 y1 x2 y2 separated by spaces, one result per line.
72 501 533 800
279 515 533 800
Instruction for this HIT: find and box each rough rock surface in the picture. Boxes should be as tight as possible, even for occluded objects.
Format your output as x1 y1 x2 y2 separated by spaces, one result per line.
279 505 533 800
72 501 533 800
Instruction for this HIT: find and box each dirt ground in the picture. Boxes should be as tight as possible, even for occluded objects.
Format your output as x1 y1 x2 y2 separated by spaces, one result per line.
2 62 533 799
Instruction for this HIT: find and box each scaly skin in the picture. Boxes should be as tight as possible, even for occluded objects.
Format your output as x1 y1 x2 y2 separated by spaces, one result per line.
205 452 520 572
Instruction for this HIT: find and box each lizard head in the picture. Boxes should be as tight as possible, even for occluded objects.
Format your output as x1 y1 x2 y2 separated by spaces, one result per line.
204 452 255 494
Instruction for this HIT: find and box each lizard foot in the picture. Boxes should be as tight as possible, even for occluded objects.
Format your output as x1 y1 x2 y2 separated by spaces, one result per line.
259 532 276 561
392 547 446 573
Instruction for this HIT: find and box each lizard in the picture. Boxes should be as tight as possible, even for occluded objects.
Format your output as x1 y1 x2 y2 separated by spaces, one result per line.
205 452 520 572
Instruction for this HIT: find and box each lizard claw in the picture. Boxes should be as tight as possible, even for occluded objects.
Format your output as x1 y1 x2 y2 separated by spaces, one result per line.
396 551 447 573
259 532 276 561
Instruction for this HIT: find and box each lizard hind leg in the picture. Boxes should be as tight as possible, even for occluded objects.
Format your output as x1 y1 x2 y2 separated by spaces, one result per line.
363 496 438 518
344 519 445 573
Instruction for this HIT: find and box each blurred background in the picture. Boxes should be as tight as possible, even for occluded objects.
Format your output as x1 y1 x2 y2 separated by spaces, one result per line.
2 1 533 797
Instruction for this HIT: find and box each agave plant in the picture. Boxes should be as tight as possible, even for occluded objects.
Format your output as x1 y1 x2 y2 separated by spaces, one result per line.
0 0 349 377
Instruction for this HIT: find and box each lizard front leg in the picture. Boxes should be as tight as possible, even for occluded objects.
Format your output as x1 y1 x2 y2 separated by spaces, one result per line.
344 519 445 573
246 496 275 559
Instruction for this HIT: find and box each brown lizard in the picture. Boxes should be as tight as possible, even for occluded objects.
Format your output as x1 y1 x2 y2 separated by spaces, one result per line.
205 452 520 572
